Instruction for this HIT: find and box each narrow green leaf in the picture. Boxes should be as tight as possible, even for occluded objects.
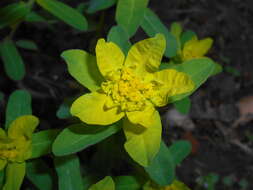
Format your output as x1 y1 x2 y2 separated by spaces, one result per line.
114 176 141 190
161 58 216 102
145 141 175 186
168 140 191 165
0 39 25 81
53 123 121 156
116 0 149 37
26 159 55 190
0 2 31 28
107 25 131 55
180 30 197 47
88 176 115 190
16 40 38 51
54 154 84 190
141 8 178 57
3 162 26 190
173 97 191 114
36 0 88 30
87 0 116 13
5 90 32 129
61 49 104 91
31 129 60 159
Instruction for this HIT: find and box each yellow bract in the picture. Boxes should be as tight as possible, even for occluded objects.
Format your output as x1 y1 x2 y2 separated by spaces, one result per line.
96 39 124 80
182 36 213 61
70 34 194 166
0 115 39 169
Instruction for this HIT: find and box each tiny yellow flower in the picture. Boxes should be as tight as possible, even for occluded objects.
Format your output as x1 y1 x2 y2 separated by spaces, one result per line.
68 34 194 166
182 36 213 61
0 115 39 170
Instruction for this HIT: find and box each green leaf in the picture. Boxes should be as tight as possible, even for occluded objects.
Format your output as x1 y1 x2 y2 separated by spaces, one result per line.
222 176 235 186
211 62 222 76
3 162 26 190
54 155 84 190
116 0 149 37
16 39 38 51
26 159 55 190
161 58 216 102
5 90 32 129
56 104 71 119
31 129 60 159
197 173 219 190
173 97 191 114
180 30 197 47
239 179 249 189
170 22 182 53
107 25 131 55
52 123 121 156
25 11 47 22
0 2 31 28
144 141 175 186
224 65 240 76
141 8 178 58
114 176 141 190
88 176 115 190
87 0 116 13
36 0 88 31
170 22 182 39
0 39 25 81
168 140 191 165
61 49 104 91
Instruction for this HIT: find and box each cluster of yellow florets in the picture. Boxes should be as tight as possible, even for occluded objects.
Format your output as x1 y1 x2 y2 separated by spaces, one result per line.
0 139 19 160
0 136 30 162
101 67 156 112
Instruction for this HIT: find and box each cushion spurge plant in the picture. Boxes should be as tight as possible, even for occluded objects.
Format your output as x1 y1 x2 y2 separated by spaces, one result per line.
181 36 213 61
62 34 194 166
0 115 39 190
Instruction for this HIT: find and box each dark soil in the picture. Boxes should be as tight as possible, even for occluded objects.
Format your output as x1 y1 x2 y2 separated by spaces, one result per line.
1 0 253 189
